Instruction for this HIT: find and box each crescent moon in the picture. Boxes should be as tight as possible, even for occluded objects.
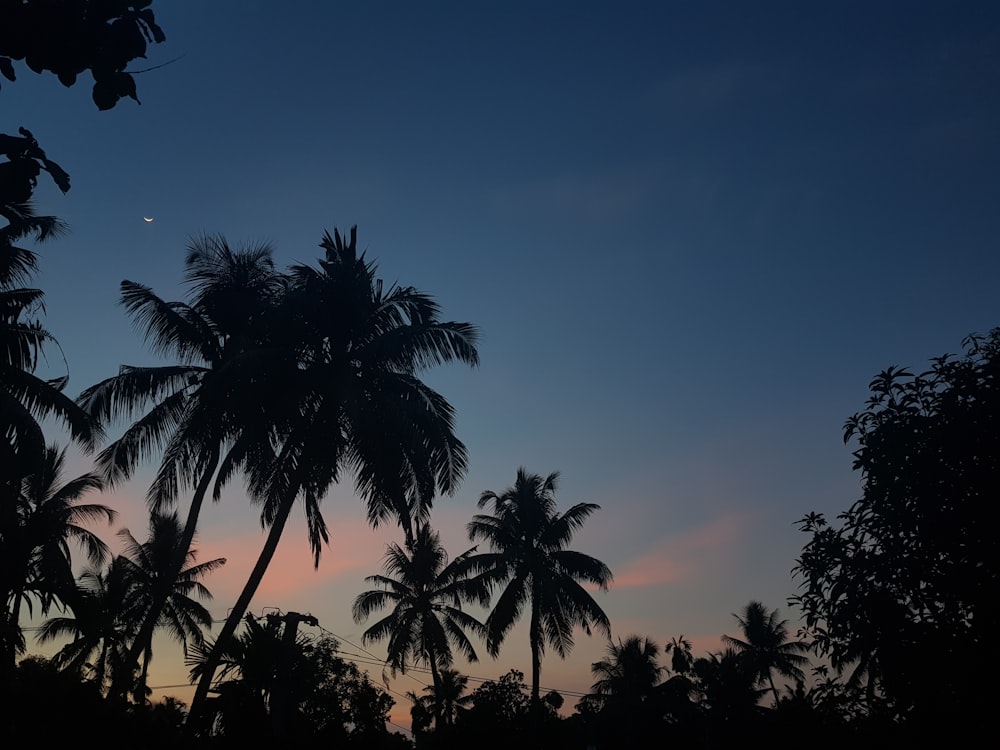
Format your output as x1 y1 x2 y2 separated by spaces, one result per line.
143 217 154 223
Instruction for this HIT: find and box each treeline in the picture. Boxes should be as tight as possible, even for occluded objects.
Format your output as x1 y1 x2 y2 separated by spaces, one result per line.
2 3 996 747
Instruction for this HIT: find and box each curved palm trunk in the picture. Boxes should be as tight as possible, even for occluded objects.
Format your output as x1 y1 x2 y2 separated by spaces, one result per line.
186 490 296 732
109 449 219 702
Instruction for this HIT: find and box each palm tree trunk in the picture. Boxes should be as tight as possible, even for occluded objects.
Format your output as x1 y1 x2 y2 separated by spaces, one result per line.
186 489 296 731
529 585 541 706
428 651 443 728
528 589 543 744
108 448 219 702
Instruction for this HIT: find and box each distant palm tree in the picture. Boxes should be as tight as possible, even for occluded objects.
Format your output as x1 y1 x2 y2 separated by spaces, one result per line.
664 635 694 676
116 512 225 700
590 635 665 706
37 559 133 693
0 444 112 669
468 468 613 706
410 668 471 729
722 601 809 706
353 524 487 724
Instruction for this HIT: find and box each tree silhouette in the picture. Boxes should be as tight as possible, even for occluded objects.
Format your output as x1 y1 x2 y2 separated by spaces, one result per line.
0 444 111 670
722 601 808 707
0 1 166 110
664 635 693 676
188 226 479 725
353 524 487 726
37 559 134 693
468 468 612 707
793 329 1000 728
80 236 285 700
116 512 224 701
590 635 665 706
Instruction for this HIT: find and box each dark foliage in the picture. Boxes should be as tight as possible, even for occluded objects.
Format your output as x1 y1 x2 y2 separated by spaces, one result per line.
793 329 1000 731
0 0 166 110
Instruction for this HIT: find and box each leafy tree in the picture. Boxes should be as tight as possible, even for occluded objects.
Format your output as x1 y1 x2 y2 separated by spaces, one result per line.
793 330 1000 727
189 226 479 724
0 1 166 109
464 668 531 727
468 468 612 706
353 525 487 727
721 601 808 707
0 443 111 669
691 648 765 722
189 622 395 744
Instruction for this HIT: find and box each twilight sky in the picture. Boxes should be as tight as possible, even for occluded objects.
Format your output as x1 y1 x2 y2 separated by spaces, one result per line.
8 0 1000 727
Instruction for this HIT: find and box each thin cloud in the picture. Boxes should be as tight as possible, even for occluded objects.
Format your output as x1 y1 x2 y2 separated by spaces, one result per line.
612 512 751 589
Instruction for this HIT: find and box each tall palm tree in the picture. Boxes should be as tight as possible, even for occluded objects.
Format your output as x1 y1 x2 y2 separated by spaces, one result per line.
116 512 225 701
590 635 665 706
722 601 809 706
79 236 286 699
468 468 613 706
353 524 488 724
188 226 480 724
0 444 112 669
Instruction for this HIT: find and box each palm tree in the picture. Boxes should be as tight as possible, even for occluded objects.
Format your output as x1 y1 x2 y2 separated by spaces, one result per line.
353 524 488 725
79 235 286 699
188 226 480 724
0 444 112 669
468 468 613 706
664 635 694 676
590 635 665 706
37 559 134 693
722 601 809 706
116 512 225 701
1 199 95 480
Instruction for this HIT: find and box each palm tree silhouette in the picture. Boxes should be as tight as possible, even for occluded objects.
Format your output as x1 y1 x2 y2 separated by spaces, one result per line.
590 635 665 706
1 203 95 481
468 468 613 707
407 668 472 729
722 601 809 706
79 235 285 699
353 524 487 726
116 512 225 701
189 226 479 723
665 635 694 676
1 444 112 669
38 559 133 693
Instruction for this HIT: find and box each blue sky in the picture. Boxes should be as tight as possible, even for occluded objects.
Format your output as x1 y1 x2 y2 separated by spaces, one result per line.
8 0 1000 724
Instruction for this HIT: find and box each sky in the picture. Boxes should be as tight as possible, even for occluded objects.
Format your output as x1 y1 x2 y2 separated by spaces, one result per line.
6 0 1000 730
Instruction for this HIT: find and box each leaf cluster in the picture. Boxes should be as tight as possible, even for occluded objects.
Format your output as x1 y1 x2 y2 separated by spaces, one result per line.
792 330 1000 722
0 0 166 109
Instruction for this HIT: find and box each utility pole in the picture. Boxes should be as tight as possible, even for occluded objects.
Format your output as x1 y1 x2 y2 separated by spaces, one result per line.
267 610 318 738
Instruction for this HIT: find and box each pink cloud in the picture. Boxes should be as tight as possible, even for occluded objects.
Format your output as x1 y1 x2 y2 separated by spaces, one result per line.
197 516 399 608
612 512 751 589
